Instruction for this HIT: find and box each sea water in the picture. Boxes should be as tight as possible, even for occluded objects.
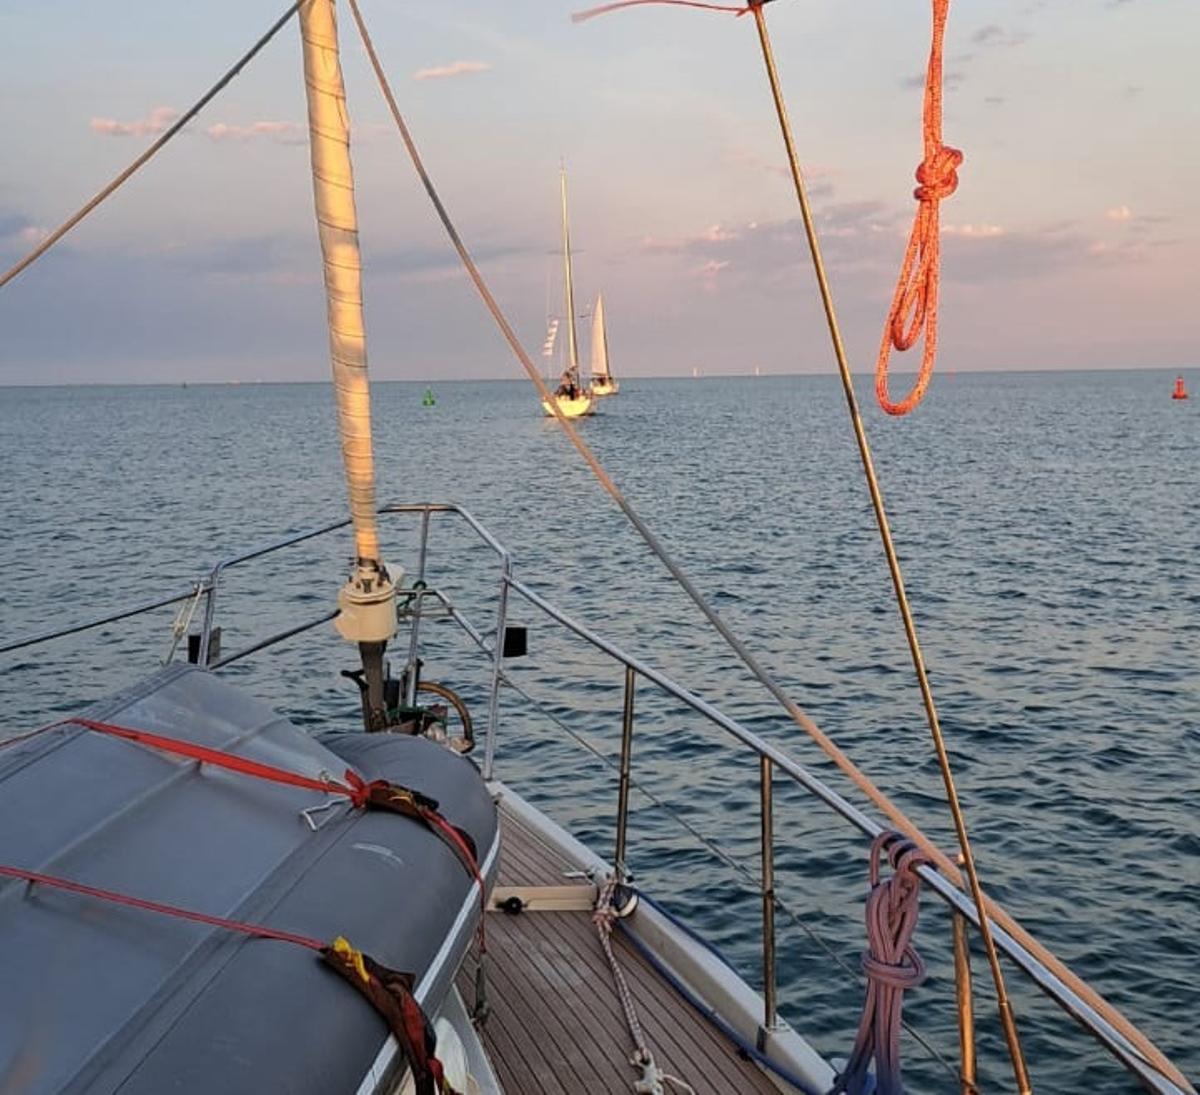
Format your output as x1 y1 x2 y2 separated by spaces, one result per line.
1 371 1196 1092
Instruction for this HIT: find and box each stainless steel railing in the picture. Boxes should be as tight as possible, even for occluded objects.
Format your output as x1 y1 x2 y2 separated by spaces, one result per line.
0 502 1188 1094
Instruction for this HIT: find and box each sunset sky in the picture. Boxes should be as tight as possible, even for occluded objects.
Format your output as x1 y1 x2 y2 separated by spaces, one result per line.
1 0 1196 384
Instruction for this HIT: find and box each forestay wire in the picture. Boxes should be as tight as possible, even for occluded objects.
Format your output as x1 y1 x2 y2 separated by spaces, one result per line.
344 0 942 879
348 3 1193 1092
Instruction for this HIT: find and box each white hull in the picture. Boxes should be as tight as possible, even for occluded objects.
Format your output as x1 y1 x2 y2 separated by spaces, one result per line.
592 377 619 397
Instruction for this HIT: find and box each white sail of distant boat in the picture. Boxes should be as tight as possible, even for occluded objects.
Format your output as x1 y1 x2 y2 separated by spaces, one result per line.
541 318 559 359
590 292 619 396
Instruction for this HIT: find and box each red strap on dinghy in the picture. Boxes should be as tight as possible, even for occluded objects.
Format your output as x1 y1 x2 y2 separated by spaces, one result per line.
0 864 459 1095
71 717 482 883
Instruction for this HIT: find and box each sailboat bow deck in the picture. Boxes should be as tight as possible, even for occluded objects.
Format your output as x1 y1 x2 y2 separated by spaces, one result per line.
457 789 815 1094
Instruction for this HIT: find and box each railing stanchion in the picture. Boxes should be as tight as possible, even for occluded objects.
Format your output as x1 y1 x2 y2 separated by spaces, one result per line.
404 506 433 706
482 560 511 781
761 754 778 1031
953 909 978 1093
614 664 636 877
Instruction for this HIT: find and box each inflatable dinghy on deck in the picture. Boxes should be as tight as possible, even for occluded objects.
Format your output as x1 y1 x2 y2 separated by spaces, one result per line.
0 664 497 1095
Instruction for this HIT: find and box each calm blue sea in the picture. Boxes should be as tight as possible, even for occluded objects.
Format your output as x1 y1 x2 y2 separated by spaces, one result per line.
1 372 1196 1092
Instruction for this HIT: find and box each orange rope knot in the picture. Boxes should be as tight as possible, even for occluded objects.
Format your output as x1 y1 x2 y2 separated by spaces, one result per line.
913 144 962 204
875 0 961 417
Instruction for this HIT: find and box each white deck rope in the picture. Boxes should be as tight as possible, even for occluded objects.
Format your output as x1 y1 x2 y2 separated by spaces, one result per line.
593 877 696 1095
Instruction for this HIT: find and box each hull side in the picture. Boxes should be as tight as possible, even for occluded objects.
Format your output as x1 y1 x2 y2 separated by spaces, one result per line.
541 392 596 417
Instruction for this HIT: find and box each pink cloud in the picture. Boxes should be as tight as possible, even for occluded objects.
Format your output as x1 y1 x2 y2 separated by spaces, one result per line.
205 121 304 143
412 60 491 82
1105 205 1133 221
90 106 179 138
943 223 1006 238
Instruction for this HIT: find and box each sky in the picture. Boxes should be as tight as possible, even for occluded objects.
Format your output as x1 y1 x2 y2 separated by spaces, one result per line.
0 0 1197 384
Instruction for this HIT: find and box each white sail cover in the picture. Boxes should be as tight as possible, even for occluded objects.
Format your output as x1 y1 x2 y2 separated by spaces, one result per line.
589 293 610 381
300 0 380 564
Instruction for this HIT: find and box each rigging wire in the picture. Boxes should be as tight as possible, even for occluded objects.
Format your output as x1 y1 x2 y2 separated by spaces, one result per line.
345 0 946 898
349 4 1193 1092
743 2 1031 1085
496 667 976 1091
0 0 309 294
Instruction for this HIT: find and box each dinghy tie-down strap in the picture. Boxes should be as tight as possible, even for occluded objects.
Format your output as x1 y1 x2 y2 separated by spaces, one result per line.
69 717 483 898
830 832 931 1095
0 864 457 1094
323 936 459 1095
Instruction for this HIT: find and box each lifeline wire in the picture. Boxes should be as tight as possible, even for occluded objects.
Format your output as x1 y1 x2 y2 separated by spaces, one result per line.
499 667 974 1091
0 0 309 293
741 1 1032 1084
196 2 1185 1090
567 2 1191 1090
345 0 946 903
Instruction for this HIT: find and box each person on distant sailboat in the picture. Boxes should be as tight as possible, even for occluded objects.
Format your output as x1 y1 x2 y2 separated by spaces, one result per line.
557 370 580 400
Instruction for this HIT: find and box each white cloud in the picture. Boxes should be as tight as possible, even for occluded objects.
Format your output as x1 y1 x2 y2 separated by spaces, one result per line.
943 223 1006 238
1105 205 1133 222
205 121 304 143
90 106 179 138
412 60 491 82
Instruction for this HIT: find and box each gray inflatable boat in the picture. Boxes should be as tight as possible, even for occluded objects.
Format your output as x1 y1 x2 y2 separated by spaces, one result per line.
0 664 498 1094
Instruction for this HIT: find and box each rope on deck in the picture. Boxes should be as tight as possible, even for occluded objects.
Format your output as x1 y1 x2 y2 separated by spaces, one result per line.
594 876 696 1095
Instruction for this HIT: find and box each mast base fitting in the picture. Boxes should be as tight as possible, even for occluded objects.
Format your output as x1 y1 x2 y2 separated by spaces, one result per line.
334 562 401 644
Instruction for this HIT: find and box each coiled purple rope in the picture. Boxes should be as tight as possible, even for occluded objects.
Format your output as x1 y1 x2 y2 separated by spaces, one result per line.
831 833 931 1095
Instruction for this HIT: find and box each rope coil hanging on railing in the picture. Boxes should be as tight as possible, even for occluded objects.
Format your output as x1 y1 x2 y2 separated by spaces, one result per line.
830 833 931 1095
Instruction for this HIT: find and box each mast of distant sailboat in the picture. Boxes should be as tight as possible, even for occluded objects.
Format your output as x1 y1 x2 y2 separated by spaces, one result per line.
560 165 582 393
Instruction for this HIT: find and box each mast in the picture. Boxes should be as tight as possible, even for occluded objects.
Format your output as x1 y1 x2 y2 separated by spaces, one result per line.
560 164 580 382
299 0 396 727
590 293 609 381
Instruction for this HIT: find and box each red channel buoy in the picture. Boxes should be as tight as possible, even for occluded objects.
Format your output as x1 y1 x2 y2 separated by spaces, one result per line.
1171 376 1188 400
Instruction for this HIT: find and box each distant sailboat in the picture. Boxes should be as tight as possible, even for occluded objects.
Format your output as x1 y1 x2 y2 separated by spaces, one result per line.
590 293 619 397
542 167 595 418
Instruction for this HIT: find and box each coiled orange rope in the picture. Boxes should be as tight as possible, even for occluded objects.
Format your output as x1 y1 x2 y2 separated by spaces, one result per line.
875 0 961 416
